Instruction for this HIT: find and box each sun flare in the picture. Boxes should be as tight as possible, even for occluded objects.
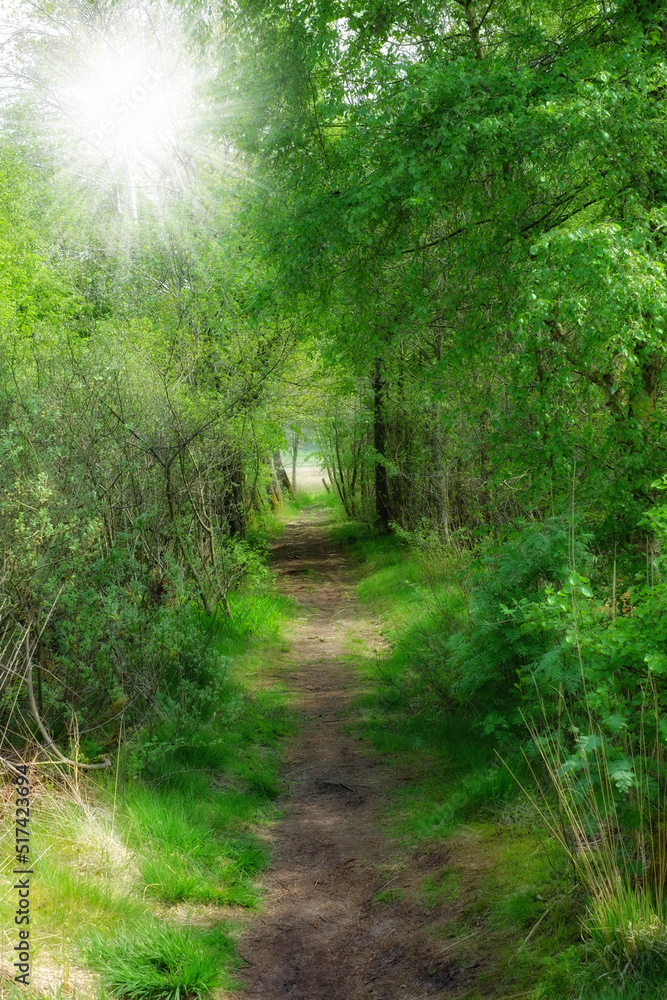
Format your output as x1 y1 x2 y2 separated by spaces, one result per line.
71 51 172 153
27 2 203 219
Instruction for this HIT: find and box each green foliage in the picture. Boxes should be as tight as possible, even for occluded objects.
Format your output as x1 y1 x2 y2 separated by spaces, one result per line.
5 2 667 997
0 132 308 761
446 518 593 725
348 512 667 996
216 0 667 547
0 567 293 989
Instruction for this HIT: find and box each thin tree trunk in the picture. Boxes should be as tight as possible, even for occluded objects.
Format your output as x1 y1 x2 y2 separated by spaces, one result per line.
228 452 246 539
431 331 450 540
273 450 294 497
291 431 298 495
333 422 353 516
462 0 483 59
373 356 391 534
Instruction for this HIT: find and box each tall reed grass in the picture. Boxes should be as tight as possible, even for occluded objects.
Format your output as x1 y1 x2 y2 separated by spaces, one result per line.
521 682 667 973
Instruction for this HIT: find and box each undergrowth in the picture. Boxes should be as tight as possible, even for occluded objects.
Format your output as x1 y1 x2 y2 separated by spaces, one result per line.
0 568 296 998
341 518 666 1000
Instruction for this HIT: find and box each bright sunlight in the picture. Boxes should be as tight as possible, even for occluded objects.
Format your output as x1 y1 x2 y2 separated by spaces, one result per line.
4 0 203 219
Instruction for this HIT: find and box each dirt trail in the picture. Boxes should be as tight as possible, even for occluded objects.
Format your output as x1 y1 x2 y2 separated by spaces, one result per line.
235 507 480 1000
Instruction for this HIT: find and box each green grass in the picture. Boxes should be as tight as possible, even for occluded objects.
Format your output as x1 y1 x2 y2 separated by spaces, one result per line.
533 955 667 1000
116 786 269 906
373 886 406 904
223 589 293 644
289 488 339 510
341 520 667 1000
336 523 534 840
36 861 145 930
422 869 461 907
82 921 239 1000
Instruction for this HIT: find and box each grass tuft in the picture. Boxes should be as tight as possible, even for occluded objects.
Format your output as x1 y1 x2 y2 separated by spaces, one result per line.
82 922 239 1000
586 887 667 970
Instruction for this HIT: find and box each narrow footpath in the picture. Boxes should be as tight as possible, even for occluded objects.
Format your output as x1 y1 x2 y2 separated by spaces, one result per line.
235 508 483 1000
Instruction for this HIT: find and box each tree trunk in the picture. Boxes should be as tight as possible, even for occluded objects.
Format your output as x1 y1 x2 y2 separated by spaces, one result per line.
463 1 483 59
431 331 450 539
290 431 298 494
228 452 246 539
373 356 391 533
273 450 294 498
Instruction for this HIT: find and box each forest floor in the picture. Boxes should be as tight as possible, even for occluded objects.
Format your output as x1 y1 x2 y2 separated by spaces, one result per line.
233 506 490 1000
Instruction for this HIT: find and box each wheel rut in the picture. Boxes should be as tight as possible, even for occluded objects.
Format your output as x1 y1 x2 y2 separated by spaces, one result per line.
235 507 479 1000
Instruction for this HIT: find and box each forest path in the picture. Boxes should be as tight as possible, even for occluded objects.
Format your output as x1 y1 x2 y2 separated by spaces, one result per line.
234 506 477 1000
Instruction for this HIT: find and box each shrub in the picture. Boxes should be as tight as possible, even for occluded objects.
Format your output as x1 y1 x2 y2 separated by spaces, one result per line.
446 517 592 726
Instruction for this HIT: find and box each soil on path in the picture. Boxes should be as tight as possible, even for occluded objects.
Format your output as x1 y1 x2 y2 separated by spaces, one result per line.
235 507 481 1000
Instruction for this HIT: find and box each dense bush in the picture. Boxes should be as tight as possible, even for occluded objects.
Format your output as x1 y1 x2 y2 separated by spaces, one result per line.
445 519 592 726
0 151 293 760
